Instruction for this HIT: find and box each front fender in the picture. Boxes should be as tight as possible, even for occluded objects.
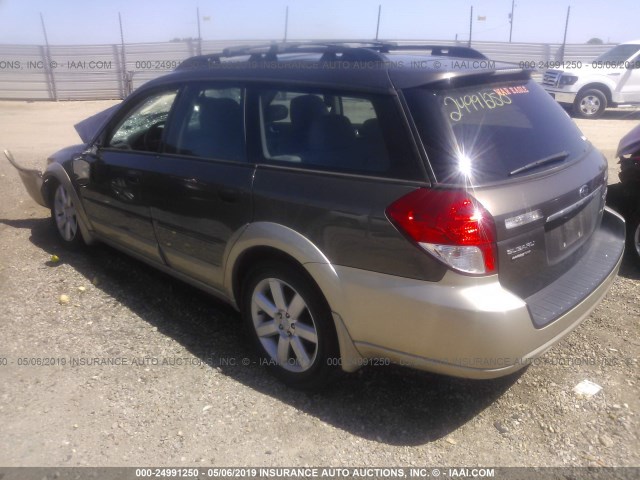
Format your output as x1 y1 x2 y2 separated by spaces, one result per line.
4 150 96 245
575 76 617 97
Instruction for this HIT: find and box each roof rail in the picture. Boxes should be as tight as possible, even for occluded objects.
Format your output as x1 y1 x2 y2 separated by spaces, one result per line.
175 41 487 71
377 43 487 59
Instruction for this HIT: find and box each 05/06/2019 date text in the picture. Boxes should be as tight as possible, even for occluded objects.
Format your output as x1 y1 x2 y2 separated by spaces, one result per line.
519 60 640 70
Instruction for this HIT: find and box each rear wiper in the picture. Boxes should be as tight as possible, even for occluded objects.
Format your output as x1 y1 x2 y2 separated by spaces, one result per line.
509 151 569 176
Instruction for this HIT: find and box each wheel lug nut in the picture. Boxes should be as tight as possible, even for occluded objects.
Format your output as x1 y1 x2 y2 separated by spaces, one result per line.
278 325 283 330
286 313 290 318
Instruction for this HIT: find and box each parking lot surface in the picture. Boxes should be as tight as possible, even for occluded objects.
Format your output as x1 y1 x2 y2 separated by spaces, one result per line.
0 100 638 467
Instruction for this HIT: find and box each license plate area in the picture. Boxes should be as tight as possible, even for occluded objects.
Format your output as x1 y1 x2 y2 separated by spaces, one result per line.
545 194 601 264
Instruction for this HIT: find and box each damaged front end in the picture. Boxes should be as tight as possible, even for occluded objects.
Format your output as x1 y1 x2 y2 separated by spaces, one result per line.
3 149 48 208
3 103 120 243
4 146 96 245
4 103 118 210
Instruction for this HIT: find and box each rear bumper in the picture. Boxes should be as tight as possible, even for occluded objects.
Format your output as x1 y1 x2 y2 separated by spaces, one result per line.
314 208 625 379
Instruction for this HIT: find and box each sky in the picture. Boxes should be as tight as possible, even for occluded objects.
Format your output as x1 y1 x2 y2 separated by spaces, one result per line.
0 0 637 46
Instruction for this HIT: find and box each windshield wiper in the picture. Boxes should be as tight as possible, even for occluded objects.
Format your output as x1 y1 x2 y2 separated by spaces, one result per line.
509 151 569 176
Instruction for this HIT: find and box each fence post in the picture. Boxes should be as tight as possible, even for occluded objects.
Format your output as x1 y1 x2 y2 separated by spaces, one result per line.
543 43 551 63
468 6 473 47
38 45 56 100
118 13 129 98
40 13 57 100
559 6 571 62
197 7 203 55
126 71 134 97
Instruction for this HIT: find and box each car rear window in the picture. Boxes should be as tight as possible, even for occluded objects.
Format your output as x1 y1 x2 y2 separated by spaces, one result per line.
403 78 589 185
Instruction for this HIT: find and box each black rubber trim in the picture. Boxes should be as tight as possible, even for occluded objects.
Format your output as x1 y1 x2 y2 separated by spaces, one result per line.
526 209 625 329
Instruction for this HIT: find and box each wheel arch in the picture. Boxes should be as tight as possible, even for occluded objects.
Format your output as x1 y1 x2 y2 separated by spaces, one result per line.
223 222 364 372
232 246 309 307
42 162 96 244
577 83 613 104
42 173 60 208
224 222 334 308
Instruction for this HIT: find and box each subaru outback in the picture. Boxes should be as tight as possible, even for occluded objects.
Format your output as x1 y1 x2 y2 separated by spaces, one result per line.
5 42 625 388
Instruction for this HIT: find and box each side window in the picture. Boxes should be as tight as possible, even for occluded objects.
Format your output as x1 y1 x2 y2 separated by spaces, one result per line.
166 86 245 162
341 97 376 124
258 88 421 179
107 90 178 152
270 92 326 124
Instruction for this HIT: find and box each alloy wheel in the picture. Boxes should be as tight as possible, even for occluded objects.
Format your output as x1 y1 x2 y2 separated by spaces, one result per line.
53 184 78 242
250 278 319 373
579 95 601 116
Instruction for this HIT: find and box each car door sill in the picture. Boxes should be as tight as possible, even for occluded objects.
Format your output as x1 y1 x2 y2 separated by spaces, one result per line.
94 233 234 308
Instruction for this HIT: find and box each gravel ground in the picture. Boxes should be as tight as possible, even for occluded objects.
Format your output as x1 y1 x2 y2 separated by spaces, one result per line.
0 100 638 468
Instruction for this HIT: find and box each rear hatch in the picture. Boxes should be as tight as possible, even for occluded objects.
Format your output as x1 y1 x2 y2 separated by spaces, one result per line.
402 74 608 316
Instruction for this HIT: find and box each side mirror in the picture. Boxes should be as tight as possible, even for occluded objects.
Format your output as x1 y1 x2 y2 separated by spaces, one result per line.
74 144 100 186
82 144 99 156
73 156 91 186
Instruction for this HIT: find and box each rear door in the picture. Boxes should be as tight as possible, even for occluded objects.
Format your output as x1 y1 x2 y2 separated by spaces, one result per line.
597 44 640 103
146 83 254 289
248 85 445 281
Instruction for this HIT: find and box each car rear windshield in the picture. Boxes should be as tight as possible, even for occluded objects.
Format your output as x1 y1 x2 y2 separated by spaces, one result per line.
403 78 589 185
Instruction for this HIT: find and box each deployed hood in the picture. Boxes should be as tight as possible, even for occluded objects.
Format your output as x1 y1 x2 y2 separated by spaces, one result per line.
74 104 120 143
617 123 640 157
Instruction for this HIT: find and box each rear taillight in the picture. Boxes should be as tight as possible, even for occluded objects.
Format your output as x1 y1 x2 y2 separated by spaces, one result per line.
386 188 497 275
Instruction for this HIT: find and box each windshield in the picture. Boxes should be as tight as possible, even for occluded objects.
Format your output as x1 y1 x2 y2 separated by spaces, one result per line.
595 44 640 62
403 79 589 185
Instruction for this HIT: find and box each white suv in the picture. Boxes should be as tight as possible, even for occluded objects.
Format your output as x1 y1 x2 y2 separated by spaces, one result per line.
542 40 640 118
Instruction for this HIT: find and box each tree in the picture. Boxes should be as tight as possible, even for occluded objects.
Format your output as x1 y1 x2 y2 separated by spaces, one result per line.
587 38 604 45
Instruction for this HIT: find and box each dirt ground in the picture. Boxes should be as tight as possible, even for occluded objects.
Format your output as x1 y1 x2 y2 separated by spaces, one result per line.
0 100 638 468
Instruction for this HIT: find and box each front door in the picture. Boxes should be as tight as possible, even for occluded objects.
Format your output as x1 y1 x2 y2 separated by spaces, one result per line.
79 88 179 262
617 47 640 103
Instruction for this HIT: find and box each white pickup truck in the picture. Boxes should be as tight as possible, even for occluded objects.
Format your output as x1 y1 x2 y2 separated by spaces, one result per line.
542 40 640 118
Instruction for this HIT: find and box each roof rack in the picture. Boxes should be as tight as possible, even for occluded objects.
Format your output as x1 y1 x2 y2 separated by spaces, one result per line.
376 43 487 60
175 41 487 71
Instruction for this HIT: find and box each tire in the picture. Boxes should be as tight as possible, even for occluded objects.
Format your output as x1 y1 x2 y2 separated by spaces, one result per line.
241 261 339 389
51 182 84 248
627 210 640 268
573 89 607 119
